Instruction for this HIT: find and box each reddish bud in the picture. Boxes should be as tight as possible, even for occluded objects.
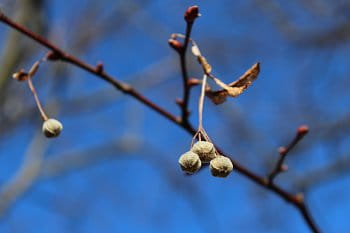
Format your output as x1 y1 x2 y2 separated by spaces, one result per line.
278 146 287 155
46 51 61 61
176 98 184 107
280 164 288 172
294 193 304 204
297 125 309 136
168 39 183 53
96 62 104 73
184 5 200 23
187 78 201 87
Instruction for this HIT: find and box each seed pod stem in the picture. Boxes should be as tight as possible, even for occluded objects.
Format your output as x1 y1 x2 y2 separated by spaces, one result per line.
198 74 207 130
27 77 48 121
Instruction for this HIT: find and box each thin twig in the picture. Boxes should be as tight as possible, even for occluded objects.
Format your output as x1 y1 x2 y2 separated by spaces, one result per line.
27 77 48 121
0 12 182 129
268 125 309 183
179 21 193 124
0 12 321 233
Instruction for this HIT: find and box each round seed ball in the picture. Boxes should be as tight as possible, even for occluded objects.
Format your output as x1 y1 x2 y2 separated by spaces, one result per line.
191 141 216 163
178 151 202 174
210 155 233 178
42 118 63 138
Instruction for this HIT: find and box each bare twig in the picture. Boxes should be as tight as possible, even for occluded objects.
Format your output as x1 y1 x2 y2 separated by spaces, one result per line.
0 10 321 233
27 77 48 121
268 125 309 183
178 19 194 124
168 8 198 125
0 11 183 129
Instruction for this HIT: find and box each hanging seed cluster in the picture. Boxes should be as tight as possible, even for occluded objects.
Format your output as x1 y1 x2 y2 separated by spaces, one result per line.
178 141 233 177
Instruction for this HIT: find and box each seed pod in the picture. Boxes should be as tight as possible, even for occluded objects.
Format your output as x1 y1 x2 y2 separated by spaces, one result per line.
42 118 63 138
178 151 201 174
210 155 233 178
191 141 216 163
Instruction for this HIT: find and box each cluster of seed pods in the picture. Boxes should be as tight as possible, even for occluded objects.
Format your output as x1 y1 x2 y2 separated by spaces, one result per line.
178 141 233 178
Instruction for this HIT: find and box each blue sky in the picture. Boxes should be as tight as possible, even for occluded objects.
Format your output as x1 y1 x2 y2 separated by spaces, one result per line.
0 0 349 232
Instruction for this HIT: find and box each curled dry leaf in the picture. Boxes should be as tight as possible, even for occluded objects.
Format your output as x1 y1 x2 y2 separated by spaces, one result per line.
206 63 260 104
191 43 212 74
197 56 212 74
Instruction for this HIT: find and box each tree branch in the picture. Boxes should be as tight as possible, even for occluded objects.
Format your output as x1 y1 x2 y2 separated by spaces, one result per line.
178 21 193 124
268 125 309 183
168 6 199 125
0 11 182 128
0 10 321 233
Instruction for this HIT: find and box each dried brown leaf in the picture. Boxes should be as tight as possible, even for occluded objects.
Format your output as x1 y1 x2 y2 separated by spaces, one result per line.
229 62 260 89
197 56 212 74
206 63 260 104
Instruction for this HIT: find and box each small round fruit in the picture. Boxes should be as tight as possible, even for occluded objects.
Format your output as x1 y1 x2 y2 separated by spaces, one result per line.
210 156 233 178
191 141 216 163
42 118 63 138
178 151 202 174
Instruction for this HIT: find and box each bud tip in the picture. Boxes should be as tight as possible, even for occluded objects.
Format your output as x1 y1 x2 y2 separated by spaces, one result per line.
184 5 200 23
297 125 309 135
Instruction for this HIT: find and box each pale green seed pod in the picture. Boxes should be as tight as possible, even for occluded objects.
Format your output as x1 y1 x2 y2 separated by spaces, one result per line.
42 118 63 138
178 151 202 174
191 141 216 163
210 155 233 178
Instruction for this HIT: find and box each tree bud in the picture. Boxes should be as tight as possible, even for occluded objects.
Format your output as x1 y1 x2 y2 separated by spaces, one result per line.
191 141 216 163
12 69 28 82
42 118 63 138
168 39 183 52
178 151 201 174
297 125 309 136
184 5 200 23
210 155 233 178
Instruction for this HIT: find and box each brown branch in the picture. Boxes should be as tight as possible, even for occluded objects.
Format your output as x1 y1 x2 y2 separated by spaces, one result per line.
168 6 200 125
0 10 321 233
178 21 193 124
268 125 309 183
0 11 182 129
